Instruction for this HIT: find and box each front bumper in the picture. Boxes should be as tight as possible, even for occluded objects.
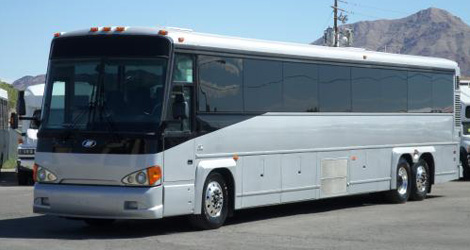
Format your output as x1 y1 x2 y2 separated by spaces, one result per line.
33 183 163 219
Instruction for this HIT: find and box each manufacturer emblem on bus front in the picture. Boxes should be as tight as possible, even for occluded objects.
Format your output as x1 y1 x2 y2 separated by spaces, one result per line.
82 139 97 148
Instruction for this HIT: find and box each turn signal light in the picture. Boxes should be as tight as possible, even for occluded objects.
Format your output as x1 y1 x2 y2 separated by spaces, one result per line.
147 166 162 185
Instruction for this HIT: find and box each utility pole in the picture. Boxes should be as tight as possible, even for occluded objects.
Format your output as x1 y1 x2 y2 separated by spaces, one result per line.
333 0 339 47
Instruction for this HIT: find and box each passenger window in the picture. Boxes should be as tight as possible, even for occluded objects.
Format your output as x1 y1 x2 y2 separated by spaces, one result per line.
198 56 243 112
432 73 453 113
283 62 319 112
380 69 408 112
352 67 381 112
408 72 432 113
319 65 351 112
244 59 283 112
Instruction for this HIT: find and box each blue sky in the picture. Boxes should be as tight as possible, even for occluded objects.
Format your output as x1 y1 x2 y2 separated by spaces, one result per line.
1 0 469 83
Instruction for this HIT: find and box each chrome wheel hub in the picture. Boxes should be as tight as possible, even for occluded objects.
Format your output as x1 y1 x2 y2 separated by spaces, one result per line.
205 181 224 218
415 165 428 193
397 166 409 195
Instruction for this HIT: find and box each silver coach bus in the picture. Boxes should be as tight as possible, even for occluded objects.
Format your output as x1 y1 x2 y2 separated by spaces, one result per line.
33 27 460 229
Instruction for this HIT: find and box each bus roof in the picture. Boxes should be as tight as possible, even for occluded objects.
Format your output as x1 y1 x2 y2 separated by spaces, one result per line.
0 88 8 100
57 26 460 73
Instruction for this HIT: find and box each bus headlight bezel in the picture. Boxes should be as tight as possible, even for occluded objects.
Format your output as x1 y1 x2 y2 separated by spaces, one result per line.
33 164 58 183
122 166 162 186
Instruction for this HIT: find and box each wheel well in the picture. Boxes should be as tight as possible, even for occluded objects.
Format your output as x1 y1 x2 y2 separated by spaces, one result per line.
401 154 412 166
420 153 435 185
210 168 235 217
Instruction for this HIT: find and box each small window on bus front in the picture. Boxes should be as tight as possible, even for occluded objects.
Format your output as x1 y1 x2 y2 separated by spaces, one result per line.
173 54 193 83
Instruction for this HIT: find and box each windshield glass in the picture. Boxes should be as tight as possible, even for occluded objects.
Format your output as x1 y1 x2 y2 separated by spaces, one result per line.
43 58 167 132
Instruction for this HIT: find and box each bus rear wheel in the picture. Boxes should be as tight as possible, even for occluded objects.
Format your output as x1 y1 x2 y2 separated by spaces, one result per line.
386 159 411 203
190 172 229 230
410 159 430 201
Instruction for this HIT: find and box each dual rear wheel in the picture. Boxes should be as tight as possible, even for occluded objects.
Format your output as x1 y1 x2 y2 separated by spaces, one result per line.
387 158 430 203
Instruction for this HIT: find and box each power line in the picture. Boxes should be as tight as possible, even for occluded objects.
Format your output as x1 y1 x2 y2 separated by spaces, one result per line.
338 0 409 15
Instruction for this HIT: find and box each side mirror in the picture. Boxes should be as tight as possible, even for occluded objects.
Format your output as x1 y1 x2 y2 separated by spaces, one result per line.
31 109 41 128
17 91 26 116
10 112 18 129
172 94 189 120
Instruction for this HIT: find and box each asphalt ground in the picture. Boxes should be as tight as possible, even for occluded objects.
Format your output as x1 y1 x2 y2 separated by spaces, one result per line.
0 171 469 250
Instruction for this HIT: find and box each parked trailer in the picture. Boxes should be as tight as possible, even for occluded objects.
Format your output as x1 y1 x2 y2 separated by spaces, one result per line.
32 27 460 229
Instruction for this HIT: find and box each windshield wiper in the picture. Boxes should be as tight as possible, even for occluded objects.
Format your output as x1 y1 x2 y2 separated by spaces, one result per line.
62 101 96 130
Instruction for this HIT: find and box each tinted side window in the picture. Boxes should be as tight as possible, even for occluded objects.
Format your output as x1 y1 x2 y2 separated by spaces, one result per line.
198 56 243 112
381 69 408 112
283 62 319 112
244 59 282 112
432 73 453 113
352 67 381 112
408 72 432 113
319 65 351 112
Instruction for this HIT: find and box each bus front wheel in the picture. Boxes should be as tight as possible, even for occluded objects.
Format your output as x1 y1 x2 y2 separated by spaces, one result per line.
190 172 229 230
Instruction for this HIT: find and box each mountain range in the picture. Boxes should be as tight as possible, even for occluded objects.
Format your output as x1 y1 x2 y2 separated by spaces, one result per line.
314 7 470 76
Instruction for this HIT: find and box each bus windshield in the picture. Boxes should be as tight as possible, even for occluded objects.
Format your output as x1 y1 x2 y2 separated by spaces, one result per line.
43 58 167 133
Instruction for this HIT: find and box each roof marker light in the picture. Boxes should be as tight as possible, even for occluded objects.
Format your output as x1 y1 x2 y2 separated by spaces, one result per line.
90 27 99 32
53 32 61 37
158 29 168 36
178 37 185 43
115 26 126 32
102 27 111 32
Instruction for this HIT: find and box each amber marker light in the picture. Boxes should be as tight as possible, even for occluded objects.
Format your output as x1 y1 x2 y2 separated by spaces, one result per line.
115 26 126 32
233 154 239 161
158 29 168 36
102 27 111 32
147 166 162 185
90 27 98 32
178 37 185 43
53 32 61 37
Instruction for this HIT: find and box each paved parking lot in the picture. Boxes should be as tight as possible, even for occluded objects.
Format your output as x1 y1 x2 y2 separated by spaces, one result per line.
0 171 469 250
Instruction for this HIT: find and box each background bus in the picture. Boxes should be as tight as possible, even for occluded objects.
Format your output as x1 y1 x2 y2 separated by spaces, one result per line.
0 88 9 172
16 83 44 185
33 27 460 229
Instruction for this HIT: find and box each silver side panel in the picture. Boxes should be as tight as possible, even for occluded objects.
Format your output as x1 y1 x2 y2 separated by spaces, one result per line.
34 113 459 218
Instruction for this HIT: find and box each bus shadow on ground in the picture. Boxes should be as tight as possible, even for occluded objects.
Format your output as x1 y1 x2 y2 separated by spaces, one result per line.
0 192 441 240
0 172 18 187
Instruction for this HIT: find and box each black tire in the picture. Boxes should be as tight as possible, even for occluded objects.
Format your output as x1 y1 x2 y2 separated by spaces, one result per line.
461 150 470 181
83 219 115 227
190 172 229 230
385 159 411 204
17 171 27 186
409 159 431 201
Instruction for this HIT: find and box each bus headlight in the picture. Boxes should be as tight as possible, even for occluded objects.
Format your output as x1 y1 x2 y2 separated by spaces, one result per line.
122 166 162 186
33 164 58 183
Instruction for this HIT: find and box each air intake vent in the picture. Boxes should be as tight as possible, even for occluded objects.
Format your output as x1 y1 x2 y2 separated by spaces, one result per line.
455 92 461 128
